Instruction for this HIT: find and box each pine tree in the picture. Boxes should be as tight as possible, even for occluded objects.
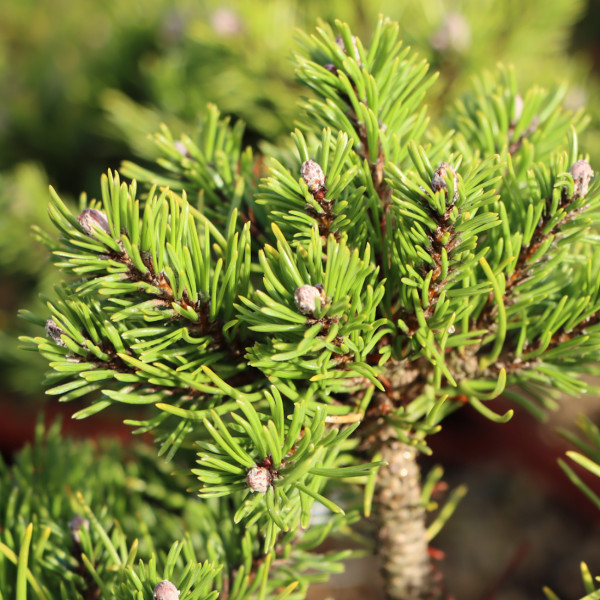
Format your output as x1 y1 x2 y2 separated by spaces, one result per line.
10 16 600 600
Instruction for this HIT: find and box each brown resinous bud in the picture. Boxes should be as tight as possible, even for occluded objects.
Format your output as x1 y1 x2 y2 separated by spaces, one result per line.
301 160 326 196
294 284 324 316
247 465 273 493
154 580 180 600
336 34 361 65
78 208 111 237
45 318 67 347
431 162 459 205
570 159 594 200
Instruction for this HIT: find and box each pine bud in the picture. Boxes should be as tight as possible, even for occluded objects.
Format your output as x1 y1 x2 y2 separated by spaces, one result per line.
570 160 594 199
336 34 361 64
294 285 323 316
154 580 180 600
45 318 67 347
78 209 111 237
301 160 326 194
247 466 272 493
431 162 459 204
68 514 89 545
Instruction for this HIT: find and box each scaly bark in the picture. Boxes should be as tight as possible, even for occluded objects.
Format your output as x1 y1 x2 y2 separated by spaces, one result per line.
375 432 434 600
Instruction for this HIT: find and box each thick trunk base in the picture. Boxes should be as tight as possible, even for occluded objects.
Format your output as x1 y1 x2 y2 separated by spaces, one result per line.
375 436 435 600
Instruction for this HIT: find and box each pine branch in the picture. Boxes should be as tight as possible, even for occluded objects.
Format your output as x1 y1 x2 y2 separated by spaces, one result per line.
395 164 461 335
101 239 243 358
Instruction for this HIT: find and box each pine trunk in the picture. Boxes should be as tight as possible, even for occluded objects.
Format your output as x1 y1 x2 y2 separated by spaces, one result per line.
375 436 435 600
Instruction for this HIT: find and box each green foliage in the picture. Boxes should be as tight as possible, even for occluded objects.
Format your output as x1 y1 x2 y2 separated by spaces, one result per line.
0 420 356 600
12 13 600 600
2 0 599 411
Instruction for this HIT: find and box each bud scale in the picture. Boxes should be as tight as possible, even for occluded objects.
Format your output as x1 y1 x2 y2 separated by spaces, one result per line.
78 209 111 237
154 580 180 600
570 160 594 200
294 285 323 316
247 466 273 493
301 160 326 194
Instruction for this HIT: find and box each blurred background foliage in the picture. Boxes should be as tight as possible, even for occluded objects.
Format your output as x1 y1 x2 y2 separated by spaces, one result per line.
1 0 600 405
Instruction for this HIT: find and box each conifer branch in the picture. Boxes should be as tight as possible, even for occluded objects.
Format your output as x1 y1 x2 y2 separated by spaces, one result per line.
375 435 435 600
103 232 241 355
478 159 594 332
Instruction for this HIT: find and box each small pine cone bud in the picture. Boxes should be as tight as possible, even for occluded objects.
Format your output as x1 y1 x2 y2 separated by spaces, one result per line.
294 285 323 316
78 209 111 237
336 34 361 64
431 162 459 204
153 579 180 600
68 514 89 545
154 580 180 600
301 160 326 194
45 318 67 347
570 159 594 199
247 466 273 493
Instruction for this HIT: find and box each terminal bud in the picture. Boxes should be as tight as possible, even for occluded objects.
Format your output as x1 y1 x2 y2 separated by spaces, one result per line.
78 209 111 237
301 160 326 194
431 162 459 204
294 285 323 316
570 160 594 199
247 466 273 493
153 580 180 600
45 319 67 347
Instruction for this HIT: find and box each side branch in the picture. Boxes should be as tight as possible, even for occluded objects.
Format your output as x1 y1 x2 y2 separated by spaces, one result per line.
397 164 460 335
109 245 244 358
506 187 581 290
325 55 392 258
479 160 593 330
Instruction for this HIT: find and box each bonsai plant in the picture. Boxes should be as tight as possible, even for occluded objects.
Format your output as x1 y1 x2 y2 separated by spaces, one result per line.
6 16 600 599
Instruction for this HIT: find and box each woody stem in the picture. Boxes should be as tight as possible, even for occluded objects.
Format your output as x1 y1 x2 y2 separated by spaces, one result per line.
375 433 436 600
